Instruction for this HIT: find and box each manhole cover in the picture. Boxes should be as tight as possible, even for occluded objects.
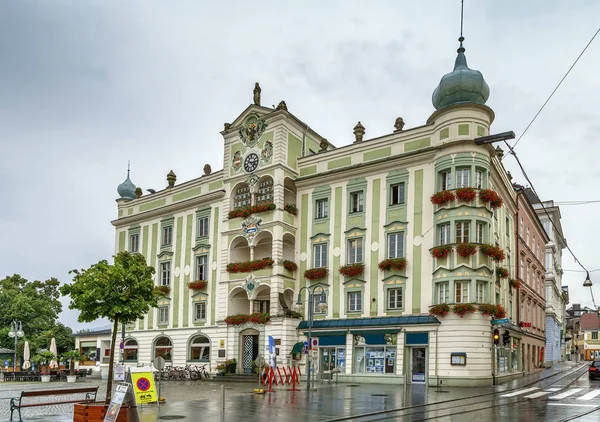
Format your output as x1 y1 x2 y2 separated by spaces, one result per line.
159 416 187 420
371 394 388 397
346 384 360 387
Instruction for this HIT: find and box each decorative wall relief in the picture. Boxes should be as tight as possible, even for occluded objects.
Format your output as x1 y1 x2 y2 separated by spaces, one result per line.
261 141 273 164
232 151 242 173
241 216 263 247
242 274 261 300
239 114 267 148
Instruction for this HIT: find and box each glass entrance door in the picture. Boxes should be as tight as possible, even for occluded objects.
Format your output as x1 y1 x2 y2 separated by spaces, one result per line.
410 347 426 383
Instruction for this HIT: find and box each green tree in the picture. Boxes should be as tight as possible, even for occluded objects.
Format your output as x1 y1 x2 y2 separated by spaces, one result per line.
60 251 158 403
0 275 63 351
35 323 74 355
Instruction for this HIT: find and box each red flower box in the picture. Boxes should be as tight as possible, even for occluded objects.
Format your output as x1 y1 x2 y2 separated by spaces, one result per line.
155 285 170 295
282 260 298 272
429 303 450 317
226 257 274 273
456 243 477 257
228 202 276 219
509 278 521 289
339 263 365 277
455 187 477 202
378 258 407 272
496 267 509 279
431 245 453 259
478 189 503 210
478 303 506 319
479 244 506 262
224 312 270 326
453 303 476 317
284 204 298 215
188 280 207 290
304 267 328 280
430 190 456 206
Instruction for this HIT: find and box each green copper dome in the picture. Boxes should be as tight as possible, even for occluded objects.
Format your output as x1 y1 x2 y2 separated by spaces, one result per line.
432 37 489 110
117 170 137 200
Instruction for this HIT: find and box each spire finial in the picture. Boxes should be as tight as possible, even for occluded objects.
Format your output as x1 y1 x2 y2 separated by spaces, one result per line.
127 160 131 178
458 0 465 53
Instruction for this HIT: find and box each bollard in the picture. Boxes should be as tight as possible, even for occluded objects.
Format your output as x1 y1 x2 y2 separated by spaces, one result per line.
221 384 225 413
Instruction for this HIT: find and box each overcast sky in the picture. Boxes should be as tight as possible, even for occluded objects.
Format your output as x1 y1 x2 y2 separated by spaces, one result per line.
1 1 599 330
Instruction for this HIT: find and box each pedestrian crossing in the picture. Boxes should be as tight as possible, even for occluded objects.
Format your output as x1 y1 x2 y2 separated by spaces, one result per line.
501 387 600 402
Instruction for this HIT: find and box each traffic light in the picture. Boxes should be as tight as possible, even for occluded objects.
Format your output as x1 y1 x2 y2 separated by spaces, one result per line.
503 330 510 346
493 329 500 345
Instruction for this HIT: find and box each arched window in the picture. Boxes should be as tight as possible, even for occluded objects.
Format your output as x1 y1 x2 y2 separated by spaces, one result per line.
189 335 210 361
123 339 138 362
154 336 173 362
256 177 273 204
234 184 251 208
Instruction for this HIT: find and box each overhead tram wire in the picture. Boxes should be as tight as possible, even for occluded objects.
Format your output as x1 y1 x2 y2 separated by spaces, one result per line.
507 26 600 152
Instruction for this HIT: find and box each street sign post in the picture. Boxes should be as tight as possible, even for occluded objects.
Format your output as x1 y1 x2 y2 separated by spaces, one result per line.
153 357 165 407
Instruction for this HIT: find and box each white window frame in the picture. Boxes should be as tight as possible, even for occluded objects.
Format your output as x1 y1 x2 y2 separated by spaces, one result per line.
440 171 451 190
475 222 484 244
439 224 451 245
476 281 485 304
350 191 364 213
129 234 139 253
438 282 449 304
158 306 169 324
162 225 173 246
387 232 405 259
313 243 328 268
160 262 171 286
316 199 329 219
455 281 469 303
387 288 403 310
197 216 209 238
390 183 405 205
313 292 327 314
196 255 208 281
456 221 470 244
475 169 484 188
348 238 364 264
456 168 469 188
194 302 206 321
348 292 362 312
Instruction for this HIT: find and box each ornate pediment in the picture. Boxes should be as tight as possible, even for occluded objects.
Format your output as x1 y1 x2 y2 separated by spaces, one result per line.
192 243 211 254
157 250 174 260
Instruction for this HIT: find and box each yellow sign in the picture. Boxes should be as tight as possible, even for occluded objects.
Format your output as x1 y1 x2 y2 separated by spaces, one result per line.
131 372 158 404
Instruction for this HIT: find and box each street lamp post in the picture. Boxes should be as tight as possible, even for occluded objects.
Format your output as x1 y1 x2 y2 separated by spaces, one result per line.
583 272 598 312
295 283 329 391
7 320 24 373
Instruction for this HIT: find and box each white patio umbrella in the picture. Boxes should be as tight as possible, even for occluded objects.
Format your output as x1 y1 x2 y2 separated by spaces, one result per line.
22 341 31 370
49 338 58 369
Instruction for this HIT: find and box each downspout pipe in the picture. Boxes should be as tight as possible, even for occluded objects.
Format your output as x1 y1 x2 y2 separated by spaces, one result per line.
301 124 309 157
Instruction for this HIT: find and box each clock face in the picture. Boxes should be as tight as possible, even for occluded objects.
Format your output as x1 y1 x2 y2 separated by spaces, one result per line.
244 153 259 173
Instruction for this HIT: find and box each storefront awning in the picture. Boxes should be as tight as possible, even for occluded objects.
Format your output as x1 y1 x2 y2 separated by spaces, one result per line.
291 342 304 354
297 315 439 330
349 329 400 336
302 330 348 337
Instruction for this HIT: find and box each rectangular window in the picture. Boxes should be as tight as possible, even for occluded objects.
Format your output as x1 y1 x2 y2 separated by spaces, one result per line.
476 281 485 304
543 220 551 237
545 252 552 271
253 300 270 313
162 225 173 246
456 168 469 188
592 332 599 340
475 222 484 244
505 217 510 237
158 306 169 324
348 292 362 312
350 191 364 213
455 281 469 303
195 302 206 321
197 217 209 238
455 221 470 243
475 169 484 188
526 264 530 285
440 171 451 190
520 217 524 235
387 288 403 310
520 257 525 280
196 255 208 281
526 227 530 246
439 224 451 245
129 234 139 253
387 232 405 259
348 238 364 264
316 199 328 219
314 293 327 314
160 262 171 286
314 243 328 268
438 283 449 304
390 183 405 205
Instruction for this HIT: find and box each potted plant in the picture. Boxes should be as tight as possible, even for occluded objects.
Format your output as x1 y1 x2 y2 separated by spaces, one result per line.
453 303 476 318
226 257 274 273
430 245 453 259
430 190 456 206
455 187 477 202
188 280 207 290
216 363 226 376
154 285 171 295
225 359 237 374
478 189 504 209
456 243 477 257
378 258 407 271
496 267 509 279
61 350 85 383
32 351 56 382
479 244 506 262
509 278 521 289
282 260 298 272
429 303 450 317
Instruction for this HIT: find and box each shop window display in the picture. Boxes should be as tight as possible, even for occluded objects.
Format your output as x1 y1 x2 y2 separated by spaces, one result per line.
353 334 397 374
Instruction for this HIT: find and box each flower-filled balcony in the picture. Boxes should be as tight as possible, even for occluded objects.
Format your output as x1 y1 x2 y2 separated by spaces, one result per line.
378 258 407 277
430 243 506 270
429 303 506 319
228 202 276 220
338 263 365 278
154 285 170 296
304 267 328 281
226 257 274 280
188 280 207 290
224 312 270 326
282 260 298 278
430 187 504 211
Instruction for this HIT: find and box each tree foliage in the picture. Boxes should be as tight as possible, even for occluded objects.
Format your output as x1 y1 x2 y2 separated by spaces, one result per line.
60 251 158 402
0 275 71 353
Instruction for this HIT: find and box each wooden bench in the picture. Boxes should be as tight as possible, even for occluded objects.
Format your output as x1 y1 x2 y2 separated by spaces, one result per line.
10 386 99 421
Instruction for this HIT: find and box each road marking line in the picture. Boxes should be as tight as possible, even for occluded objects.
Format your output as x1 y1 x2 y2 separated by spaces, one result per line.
501 387 539 397
525 391 550 399
548 403 596 407
577 389 600 401
549 389 583 400
545 388 561 392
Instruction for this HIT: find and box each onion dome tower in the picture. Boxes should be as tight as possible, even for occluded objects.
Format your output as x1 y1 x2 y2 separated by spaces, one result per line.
117 163 137 200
